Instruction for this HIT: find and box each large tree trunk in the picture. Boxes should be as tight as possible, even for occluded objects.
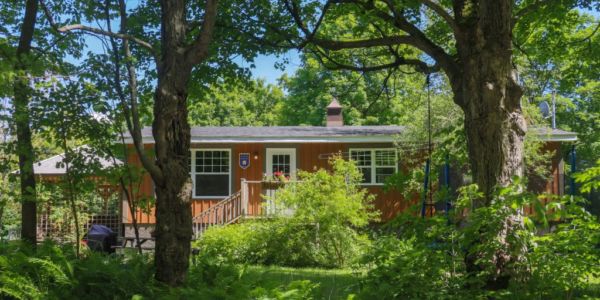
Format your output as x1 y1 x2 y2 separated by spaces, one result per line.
152 73 194 284
451 0 528 290
453 0 526 203
151 1 194 284
14 0 39 245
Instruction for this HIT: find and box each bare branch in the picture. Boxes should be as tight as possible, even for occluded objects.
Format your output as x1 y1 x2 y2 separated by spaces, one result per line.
417 0 458 33
103 0 162 181
117 0 163 181
58 24 156 56
39 0 59 31
185 0 219 65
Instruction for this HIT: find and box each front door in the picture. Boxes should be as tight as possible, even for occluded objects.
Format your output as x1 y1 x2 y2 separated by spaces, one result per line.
265 148 296 215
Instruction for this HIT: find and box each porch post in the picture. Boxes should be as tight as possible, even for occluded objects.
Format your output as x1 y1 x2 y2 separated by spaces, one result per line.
241 178 248 216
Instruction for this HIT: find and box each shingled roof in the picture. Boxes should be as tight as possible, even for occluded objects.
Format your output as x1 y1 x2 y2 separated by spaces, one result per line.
125 125 576 143
133 126 405 143
27 147 121 175
142 125 403 137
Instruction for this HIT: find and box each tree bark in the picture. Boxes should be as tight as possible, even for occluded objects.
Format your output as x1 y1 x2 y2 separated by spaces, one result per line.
451 0 527 290
152 68 194 285
150 0 199 285
14 0 39 246
452 0 526 204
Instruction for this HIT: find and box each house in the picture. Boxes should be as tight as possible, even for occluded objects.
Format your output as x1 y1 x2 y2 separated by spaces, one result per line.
122 101 577 240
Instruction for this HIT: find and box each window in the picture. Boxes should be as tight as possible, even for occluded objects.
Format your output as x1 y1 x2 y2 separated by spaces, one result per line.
271 154 291 176
190 149 231 198
350 149 397 185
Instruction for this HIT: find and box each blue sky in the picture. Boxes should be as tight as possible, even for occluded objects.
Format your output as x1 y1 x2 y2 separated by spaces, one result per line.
75 35 302 85
238 51 302 84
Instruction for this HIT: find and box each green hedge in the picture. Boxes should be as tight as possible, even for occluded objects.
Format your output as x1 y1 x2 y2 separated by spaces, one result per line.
194 218 370 269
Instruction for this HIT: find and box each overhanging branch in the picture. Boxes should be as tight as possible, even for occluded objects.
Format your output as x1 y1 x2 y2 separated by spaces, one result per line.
185 0 218 65
417 0 458 33
58 24 157 57
311 48 439 73
311 35 418 50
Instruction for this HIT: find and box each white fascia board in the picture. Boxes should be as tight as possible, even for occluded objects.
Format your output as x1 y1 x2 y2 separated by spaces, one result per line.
122 132 577 144
534 133 578 142
122 135 397 144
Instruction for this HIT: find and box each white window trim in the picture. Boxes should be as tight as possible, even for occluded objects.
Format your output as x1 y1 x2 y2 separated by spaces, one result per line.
349 148 398 186
265 148 297 180
191 149 232 199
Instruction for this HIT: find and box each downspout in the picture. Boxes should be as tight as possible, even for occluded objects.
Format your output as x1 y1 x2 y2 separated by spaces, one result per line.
570 145 577 196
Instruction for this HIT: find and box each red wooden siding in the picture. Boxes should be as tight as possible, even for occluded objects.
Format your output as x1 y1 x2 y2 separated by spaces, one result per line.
123 141 566 224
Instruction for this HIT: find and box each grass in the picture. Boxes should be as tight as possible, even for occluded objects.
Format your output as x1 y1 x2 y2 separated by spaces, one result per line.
243 265 363 299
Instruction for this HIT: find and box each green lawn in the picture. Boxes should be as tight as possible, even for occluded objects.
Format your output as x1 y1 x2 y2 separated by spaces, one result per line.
243 265 363 299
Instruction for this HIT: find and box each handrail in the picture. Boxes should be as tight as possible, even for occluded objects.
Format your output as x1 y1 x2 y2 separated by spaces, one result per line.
192 179 301 239
192 190 243 239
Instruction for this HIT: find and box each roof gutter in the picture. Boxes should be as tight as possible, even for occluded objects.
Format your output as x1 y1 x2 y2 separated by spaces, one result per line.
122 131 577 144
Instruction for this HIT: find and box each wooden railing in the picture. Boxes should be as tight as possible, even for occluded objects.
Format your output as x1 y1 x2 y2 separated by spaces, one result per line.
192 190 244 239
192 179 298 239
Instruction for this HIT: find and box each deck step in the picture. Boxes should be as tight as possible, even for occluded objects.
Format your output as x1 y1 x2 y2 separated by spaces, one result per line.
192 190 244 239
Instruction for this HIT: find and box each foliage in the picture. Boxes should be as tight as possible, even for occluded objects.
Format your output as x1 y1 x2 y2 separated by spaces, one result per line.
245 265 359 299
0 240 153 299
274 157 378 227
359 235 468 299
281 55 423 126
188 78 284 126
0 240 349 300
250 280 319 300
195 158 376 268
526 197 600 299
576 159 600 194
359 181 600 299
514 7 600 168
194 216 370 270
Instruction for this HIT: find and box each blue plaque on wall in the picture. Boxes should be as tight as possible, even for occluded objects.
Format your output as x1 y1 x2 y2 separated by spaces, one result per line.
239 153 250 169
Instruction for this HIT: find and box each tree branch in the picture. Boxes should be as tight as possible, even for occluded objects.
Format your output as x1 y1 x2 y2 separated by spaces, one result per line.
117 0 163 181
103 0 162 181
185 0 218 65
284 0 458 78
58 24 157 57
311 35 418 50
39 0 59 31
417 0 458 33
310 47 439 73
377 0 458 78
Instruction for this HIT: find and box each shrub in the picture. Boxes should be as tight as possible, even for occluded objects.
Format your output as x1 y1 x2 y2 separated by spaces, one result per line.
359 235 469 299
523 197 600 299
195 158 374 268
194 218 371 269
359 181 600 299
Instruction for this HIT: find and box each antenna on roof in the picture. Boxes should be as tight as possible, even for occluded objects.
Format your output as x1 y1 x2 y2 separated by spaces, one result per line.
538 89 557 129
538 101 551 119
551 89 557 129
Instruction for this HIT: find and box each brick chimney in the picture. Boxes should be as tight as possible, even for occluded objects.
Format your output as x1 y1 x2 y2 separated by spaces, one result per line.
326 99 343 127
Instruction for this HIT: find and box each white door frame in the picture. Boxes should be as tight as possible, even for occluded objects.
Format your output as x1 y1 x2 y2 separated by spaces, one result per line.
265 148 297 179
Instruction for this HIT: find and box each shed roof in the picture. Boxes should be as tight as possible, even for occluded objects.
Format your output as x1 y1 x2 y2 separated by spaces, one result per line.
29 147 121 175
